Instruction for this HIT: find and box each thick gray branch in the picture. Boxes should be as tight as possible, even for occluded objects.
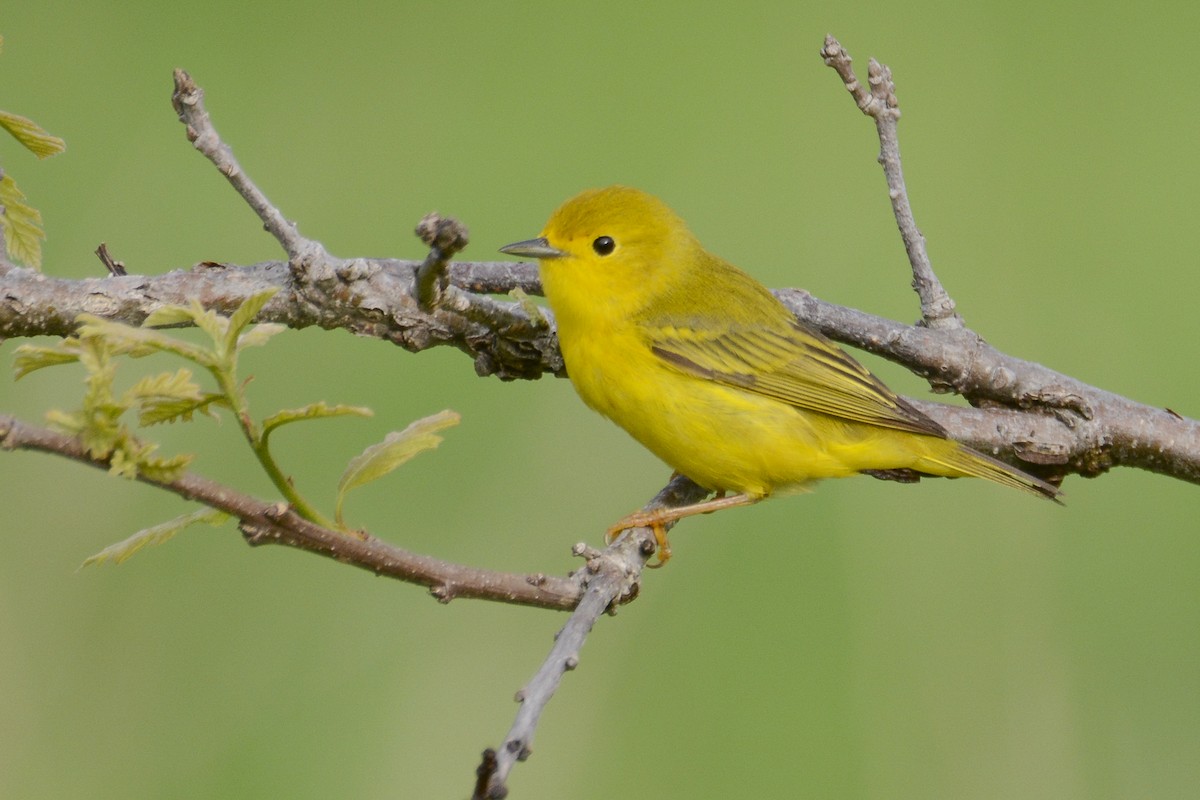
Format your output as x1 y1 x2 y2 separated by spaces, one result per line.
777 289 1200 482
0 259 561 381
4 260 1196 485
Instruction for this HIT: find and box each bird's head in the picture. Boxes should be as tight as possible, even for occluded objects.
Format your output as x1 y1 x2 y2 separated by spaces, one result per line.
500 186 700 317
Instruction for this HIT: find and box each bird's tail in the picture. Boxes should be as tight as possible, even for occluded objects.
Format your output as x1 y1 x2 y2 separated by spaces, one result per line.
915 440 1063 503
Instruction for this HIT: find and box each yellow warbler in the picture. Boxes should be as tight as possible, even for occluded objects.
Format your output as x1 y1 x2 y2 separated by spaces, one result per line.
501 186 1059 561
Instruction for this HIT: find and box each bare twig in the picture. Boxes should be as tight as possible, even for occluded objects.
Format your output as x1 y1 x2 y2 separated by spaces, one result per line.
94 243 126 276
476 476 710 799
820 35 961 329
170 69 330 268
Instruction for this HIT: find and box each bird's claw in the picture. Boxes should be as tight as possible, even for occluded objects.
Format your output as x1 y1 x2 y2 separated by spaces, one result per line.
606 512 672 567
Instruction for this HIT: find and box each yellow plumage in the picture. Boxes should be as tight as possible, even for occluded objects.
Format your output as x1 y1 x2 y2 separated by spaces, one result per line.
501 186 1059 558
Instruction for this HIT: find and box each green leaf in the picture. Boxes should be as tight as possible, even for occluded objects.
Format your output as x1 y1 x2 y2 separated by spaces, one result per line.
126 368 225 426
0 174 45 269
237 323 287 351
335 410 459 525
137 451 195 483
73 338 128 458
81 508 229 568
0 110 66 159
44 408 86 436
138 393 226 427
224 289 280 352
262 401 373 437
510 287 550 330
12 343 80 379
105 439 144 479
186 300 229 349
76 314 215 366
142 304 200 328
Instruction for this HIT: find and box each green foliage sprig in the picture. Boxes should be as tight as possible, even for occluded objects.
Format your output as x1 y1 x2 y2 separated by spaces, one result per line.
0 35 67 269
13 289 459 564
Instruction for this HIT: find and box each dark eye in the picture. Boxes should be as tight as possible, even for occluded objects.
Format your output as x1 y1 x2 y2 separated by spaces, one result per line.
592 236 615 256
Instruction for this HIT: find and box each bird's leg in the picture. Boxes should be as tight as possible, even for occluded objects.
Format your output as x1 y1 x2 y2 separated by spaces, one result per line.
605 492 762 566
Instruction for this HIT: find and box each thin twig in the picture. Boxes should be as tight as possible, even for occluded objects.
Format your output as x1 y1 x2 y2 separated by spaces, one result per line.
0 413 581 610
94 243 126 276
476 476 710 799
820 35 961 329
170 69 329 268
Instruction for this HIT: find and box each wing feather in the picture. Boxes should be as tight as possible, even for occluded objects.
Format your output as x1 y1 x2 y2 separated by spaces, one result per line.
646 318 945 437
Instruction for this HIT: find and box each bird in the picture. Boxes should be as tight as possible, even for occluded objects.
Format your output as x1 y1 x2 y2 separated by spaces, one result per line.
500 186 1060 563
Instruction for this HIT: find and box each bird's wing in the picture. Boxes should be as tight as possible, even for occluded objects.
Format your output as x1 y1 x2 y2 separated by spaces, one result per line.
645 318 945 437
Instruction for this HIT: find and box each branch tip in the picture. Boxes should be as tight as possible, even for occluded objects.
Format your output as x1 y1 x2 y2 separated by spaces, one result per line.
821 36 959 328
169 67 330 264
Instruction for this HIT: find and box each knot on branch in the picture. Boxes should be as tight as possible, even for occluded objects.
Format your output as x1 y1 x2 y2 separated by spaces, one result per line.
416 213 470 256
415 213 470 311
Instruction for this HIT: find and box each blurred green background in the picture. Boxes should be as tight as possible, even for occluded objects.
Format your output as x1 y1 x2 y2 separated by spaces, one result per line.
2 2 1198 798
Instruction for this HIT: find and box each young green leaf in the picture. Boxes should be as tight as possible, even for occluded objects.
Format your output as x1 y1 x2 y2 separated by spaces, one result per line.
0 174 46 269
224 289 281 353
334 409 460 526
186 300 229 350
105 439 148 479
137 451 195 483
76 314 216 366
262 402 373 438
237 323 287 351
44 408 86 437
0 109 66 159
81 508 229 568
74 338 127 459
126 368 225 426
12 343 81 379
142 304 202 328
510 287 550 330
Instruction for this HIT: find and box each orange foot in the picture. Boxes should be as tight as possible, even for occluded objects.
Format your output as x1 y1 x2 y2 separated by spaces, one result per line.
605 492 762 567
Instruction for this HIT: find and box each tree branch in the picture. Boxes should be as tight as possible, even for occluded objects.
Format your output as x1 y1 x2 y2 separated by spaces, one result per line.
0 413 582 609
474 475 709 800
6 257 1195 484
0 408 707 797
171 69 330 268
